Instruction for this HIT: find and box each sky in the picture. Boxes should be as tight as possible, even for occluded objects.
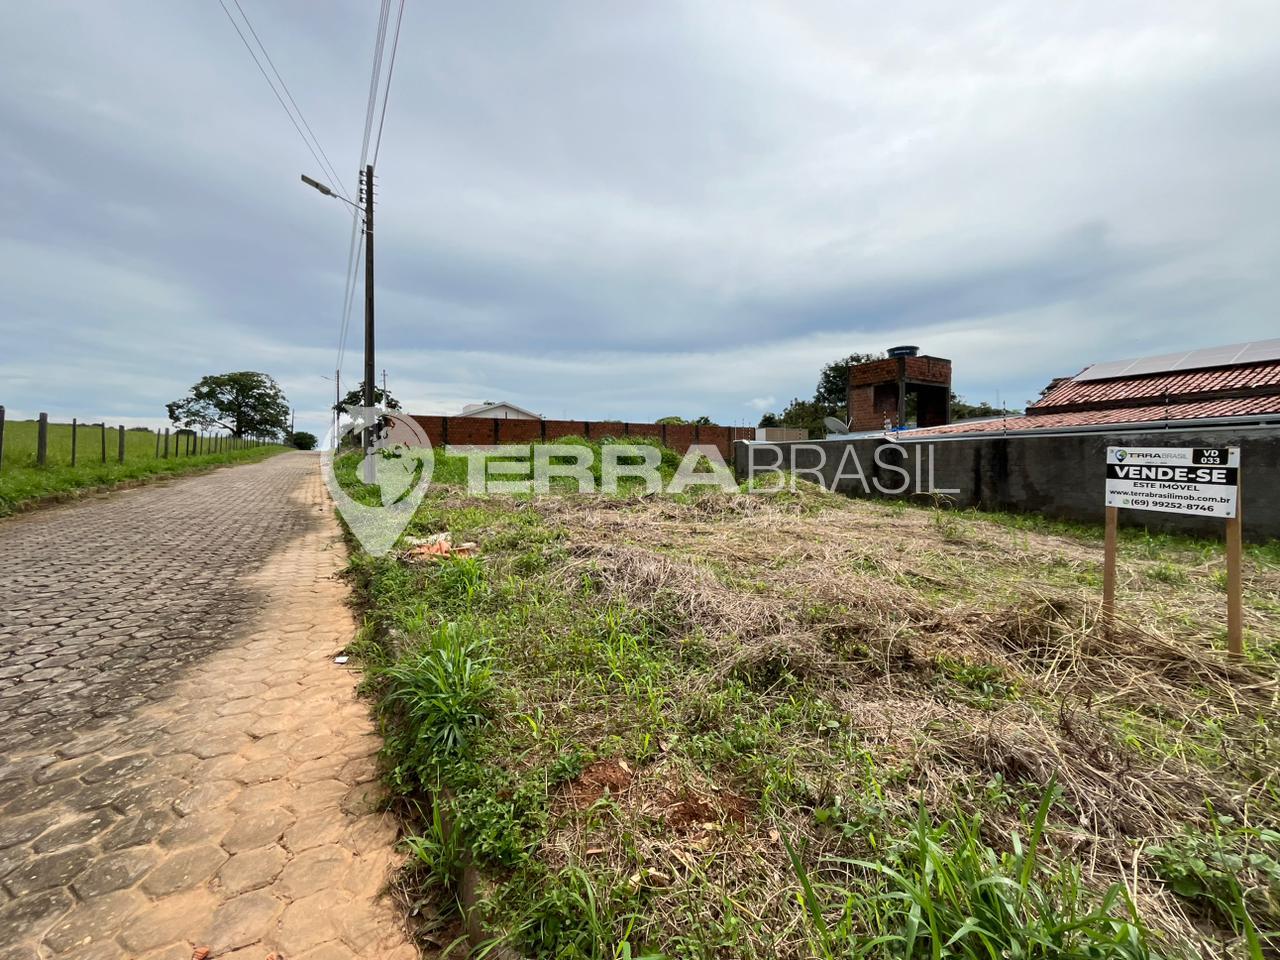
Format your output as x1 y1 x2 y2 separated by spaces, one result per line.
2 1 1279 438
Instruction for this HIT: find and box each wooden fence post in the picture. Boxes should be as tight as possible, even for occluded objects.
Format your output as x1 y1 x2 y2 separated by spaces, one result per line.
163 428 170 459
1102 505 1118 635
37 413 48 466
0 404 5 471
100 422 107 463
71 417 78 467
155 429 161 458
118 425 125 463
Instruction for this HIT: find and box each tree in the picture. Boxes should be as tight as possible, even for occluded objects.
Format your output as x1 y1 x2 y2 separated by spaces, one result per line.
757 350 885 435
814 352 885 414
656 414 712 426
333 383 401 416
167 372 290 439
289 431 318 451
776 397 830 438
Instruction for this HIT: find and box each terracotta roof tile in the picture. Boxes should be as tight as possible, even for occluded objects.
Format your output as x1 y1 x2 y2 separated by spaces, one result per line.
1033 361 1280 409
905 396 1280 438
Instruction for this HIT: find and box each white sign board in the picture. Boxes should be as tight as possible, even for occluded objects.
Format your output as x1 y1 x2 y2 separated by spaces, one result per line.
1105 446 1240 518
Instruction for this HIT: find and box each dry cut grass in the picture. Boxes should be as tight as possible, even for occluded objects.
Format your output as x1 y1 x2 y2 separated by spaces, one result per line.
520 489 1279 955
362 483 1280 958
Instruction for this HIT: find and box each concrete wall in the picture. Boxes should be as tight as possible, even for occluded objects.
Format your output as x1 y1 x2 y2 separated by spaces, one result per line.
756 427 808 442
733 426 1280 542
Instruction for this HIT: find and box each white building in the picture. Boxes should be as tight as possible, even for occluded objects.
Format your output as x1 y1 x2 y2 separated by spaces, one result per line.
458 401 541 420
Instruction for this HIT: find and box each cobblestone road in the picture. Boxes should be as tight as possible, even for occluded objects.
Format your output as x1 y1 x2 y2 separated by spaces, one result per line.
0 453 414 959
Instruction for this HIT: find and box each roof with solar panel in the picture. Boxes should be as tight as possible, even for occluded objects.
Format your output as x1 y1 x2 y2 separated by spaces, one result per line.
905 338 1280 437
1072 338 1280 382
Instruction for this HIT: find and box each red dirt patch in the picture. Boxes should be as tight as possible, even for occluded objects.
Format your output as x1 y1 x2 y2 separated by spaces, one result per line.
656 786 749 834
560 759 634 809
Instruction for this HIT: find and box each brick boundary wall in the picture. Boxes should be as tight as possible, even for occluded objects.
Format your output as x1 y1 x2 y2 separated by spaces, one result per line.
410 416 756 459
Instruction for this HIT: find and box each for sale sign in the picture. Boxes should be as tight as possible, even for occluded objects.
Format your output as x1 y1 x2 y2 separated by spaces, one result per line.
1105 447 1240 518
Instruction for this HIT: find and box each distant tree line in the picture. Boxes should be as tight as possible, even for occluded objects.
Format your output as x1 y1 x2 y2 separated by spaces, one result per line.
655 415 712 425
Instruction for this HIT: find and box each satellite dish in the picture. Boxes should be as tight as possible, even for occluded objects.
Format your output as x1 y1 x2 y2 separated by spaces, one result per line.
824 417 851 434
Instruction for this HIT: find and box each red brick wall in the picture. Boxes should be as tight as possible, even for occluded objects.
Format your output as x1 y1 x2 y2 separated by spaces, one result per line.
408 415 754 458
498 419 543 442
624 422 660 440
661 424 696 450
850 386 876 430
443 417 497 446
412 415 447 448
850 356 951 388
850 358 901 387
544 419 588 441
592 421 627 438
848 355 953 429
905 356 951 386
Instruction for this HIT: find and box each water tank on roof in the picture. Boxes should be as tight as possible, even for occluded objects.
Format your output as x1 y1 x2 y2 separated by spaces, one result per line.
887 345 919 358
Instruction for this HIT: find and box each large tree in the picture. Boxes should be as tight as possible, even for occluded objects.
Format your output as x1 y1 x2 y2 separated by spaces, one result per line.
333 383 401 416
775 397 830 438
814 352 886 414
167 371 290 438
759 351 886 436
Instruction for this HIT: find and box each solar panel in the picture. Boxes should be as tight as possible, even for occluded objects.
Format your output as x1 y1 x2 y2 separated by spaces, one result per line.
1075 338 1280 381
1120 349 1194 378
1235 338 1280 364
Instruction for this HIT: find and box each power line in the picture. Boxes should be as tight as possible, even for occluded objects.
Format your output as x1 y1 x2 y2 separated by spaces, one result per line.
215 0 344 199
228 0 350 200
373 0 407 167
360 0 393 166
339 0 393 378
336 226 363 375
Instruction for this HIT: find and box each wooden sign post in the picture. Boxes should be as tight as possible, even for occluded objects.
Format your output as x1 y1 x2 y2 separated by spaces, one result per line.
1225 473 1243 657
1102 505 1118 630
1102 446 1243 656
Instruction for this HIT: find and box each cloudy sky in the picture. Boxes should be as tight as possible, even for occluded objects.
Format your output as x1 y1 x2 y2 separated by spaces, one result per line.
3 2 1278 436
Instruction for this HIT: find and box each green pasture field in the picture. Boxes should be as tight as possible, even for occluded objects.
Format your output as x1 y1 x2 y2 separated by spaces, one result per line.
0 418 287 515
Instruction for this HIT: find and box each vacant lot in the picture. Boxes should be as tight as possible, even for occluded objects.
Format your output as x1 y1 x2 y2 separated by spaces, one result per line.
0 418 285 513
347 456 1279 959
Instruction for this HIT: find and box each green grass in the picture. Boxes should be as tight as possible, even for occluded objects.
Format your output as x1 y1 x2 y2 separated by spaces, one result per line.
937 500 1280 567
0 418 287 515
788 786 1157 959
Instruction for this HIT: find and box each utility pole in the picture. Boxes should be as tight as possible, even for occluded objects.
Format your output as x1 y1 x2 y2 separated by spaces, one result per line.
300 167 376 471
362 164 376 482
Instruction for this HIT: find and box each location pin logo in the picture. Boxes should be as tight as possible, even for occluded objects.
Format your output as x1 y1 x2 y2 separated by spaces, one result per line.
321 407 434 556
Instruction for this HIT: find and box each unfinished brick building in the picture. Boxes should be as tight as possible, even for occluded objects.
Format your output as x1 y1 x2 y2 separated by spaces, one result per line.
847 346 952 431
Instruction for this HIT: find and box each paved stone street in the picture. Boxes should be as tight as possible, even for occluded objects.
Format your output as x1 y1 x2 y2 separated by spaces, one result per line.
0 453 415 959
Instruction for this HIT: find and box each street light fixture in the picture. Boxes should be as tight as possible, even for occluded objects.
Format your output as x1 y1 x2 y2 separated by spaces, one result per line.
301 174 360 209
